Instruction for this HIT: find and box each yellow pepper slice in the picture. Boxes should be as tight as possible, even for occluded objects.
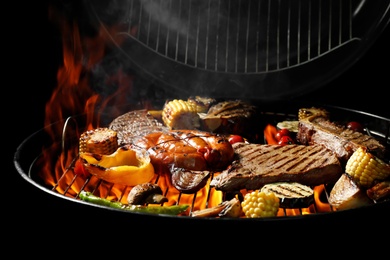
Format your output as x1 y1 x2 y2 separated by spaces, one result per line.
80 146 155 186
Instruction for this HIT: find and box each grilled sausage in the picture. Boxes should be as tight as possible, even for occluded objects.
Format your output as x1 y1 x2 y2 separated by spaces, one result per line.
134 129 235 172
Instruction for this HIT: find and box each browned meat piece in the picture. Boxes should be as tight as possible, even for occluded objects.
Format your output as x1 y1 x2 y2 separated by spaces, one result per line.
170 167 211 194
210 143 343 192
366 180 390 201
328 173 373 211
109 109 169 146
297 114 386 164
199 100 261 142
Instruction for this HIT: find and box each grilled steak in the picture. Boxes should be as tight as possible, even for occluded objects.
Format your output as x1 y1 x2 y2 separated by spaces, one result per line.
109 109 169 146
198 100 261 142
296 110 386 164
210 143 343 192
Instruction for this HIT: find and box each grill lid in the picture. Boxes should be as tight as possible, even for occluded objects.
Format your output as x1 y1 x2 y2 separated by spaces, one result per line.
86 0 390 100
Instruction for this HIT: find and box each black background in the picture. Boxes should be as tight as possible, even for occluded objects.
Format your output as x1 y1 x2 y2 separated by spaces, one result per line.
8 0 390 251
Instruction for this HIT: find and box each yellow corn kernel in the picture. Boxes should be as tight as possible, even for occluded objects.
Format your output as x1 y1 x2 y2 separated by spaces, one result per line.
79 128 118 155
241 190 280 218
187 96 216 113
298 107 329 121
162 99 200 130
345 147 390 188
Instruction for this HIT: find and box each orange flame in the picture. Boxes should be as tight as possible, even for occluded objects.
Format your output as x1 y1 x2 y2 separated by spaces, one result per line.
39 6 223 213
264 124 278 144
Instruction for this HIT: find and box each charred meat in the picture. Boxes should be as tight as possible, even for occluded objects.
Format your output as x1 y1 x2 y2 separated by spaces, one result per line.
109 109 169 146
210 143 343 192
296 107 386 164
199 100 261 142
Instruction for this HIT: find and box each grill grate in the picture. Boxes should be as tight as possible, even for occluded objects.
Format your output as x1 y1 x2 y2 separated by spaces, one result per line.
120 0 356 73
88 0 390 100
25 105 386 218
52 146 337 217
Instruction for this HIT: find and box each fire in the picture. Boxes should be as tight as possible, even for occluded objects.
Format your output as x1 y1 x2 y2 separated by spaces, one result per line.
39 5 222 213
38 4 333 217
264 124 279 144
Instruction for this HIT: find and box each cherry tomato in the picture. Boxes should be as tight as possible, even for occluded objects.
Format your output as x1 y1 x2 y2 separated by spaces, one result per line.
346 121 364 133
275 128 291 141
74 159 90 178
228 135 245 144
278 135 294 145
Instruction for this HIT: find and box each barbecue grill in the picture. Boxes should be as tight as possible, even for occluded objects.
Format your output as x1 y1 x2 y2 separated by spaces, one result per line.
11 0 390 244
15 103 390 216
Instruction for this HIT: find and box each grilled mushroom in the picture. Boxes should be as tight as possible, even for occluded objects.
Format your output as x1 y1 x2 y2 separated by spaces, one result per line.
127 183 168 205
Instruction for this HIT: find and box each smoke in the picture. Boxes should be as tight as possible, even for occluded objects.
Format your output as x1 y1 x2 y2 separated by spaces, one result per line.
87 0 359 101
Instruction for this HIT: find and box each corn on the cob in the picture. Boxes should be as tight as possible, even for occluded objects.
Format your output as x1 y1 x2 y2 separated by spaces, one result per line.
79 128 118 155
162 99 200 130
241 190 280 218
345 147 390 188
298 107 329 121
187 96 216 113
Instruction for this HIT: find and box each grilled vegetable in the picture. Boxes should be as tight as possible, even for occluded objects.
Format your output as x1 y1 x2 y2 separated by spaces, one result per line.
275 128 292 141
260 182 314 208
366 181 390 201
127 183 168 205
241 190 280 218
162 99 201 130
170 167 211 194
298 107 329 120
79 146 155 186
191 197 242 218
328 173 373 210
346 121 364 133
79 191 189 216
278 135 295 145
345 147 390 188
276 121 299 133
79 128 118 155
187 96 216 113
276 121 298 142
228 134 245 144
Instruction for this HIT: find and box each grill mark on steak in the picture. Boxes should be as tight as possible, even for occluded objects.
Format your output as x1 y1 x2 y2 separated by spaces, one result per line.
109 109 169 146
297 116 386 164
210 143 343 192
